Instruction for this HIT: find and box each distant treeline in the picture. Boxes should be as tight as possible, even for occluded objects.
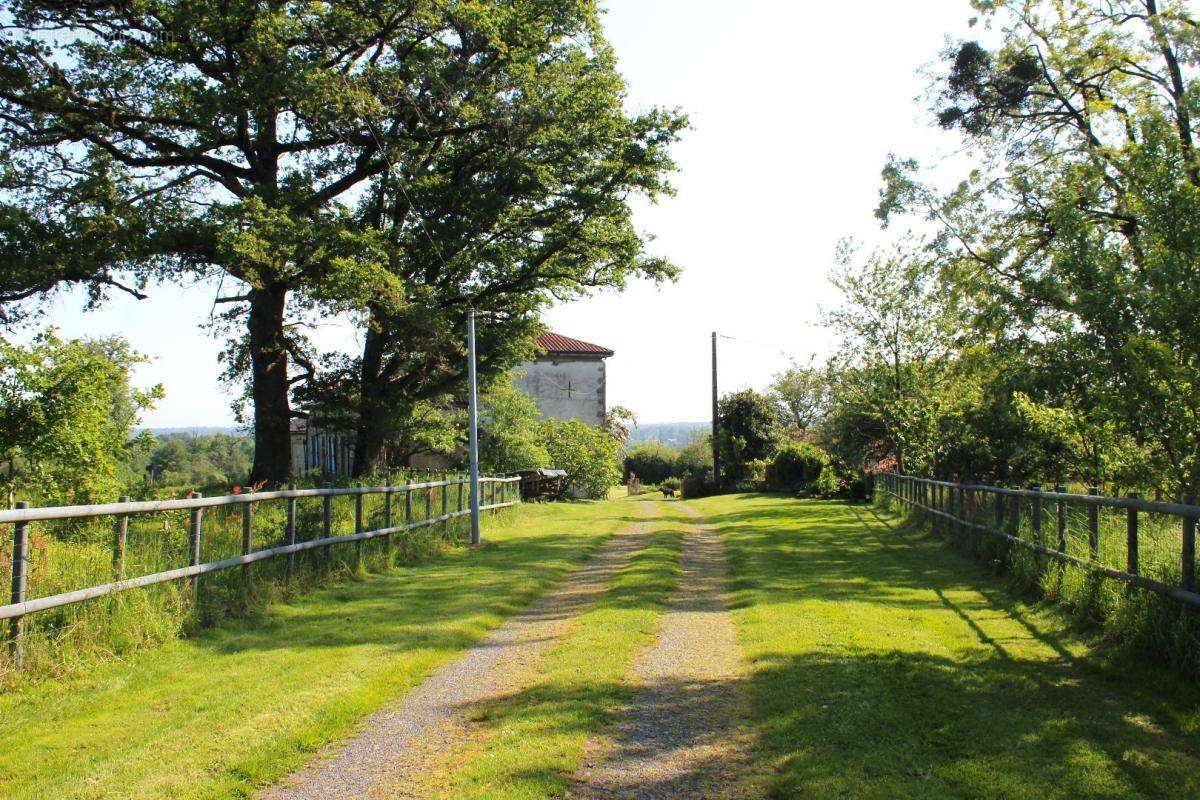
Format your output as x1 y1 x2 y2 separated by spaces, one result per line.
626 422 708 447
139 427 244 438
623 438 712 485
128 432 255 491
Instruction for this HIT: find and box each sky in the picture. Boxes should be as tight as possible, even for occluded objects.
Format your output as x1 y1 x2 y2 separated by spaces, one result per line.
27 0 976 428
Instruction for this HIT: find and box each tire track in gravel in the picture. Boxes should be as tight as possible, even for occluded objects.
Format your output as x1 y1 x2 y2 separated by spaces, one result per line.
260 500 660 800
569 501 760 800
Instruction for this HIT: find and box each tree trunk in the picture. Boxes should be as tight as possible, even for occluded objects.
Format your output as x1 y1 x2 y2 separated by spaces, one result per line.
352 410 388 478
352 323 389 478
247 284 293 485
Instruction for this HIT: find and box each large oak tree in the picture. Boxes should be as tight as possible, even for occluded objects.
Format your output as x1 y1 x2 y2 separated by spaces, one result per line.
0 1 680 483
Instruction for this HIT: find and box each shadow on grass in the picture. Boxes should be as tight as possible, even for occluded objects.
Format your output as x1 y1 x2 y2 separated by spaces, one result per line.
458 675 756 799
193 512 652 657
689 493 1200 799
749 647 1200 799
0 501 679 800
416 521 690 799
438 642 1200 800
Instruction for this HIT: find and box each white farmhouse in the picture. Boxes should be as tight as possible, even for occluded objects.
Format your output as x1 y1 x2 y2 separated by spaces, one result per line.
513 332 613 426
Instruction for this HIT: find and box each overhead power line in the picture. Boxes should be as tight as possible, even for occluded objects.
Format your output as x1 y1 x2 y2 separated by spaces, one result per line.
715 333 814 364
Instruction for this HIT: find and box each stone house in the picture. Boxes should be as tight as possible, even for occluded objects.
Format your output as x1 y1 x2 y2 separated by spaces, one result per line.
513 332 613 426
290 331 613 477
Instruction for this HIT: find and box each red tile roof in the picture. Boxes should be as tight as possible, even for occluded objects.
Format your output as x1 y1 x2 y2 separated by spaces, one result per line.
536 331 614 357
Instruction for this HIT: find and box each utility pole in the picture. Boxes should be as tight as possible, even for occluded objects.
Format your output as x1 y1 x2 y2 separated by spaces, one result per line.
711 331 720 486
467 310 482 545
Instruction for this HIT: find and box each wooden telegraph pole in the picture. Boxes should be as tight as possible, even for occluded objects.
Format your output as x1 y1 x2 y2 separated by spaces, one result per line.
711 331 720 486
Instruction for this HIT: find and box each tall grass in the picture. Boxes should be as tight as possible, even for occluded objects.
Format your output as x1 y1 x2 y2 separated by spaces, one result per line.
1 470 506 687
876 484 1200 677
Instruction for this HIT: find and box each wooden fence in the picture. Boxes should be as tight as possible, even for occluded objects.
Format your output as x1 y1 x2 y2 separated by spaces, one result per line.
881 472 1200 608
1 475 521 668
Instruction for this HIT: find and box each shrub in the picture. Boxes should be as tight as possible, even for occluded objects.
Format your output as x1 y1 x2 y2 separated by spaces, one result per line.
624 442 678 484
715 389 785 483
1 332 162 505
541 419 622 499
479 378 551 472
660 476 681 492
767 442 831 491
675 436 713 477
680 473 716 499
735 458 770 492
815 464 843 497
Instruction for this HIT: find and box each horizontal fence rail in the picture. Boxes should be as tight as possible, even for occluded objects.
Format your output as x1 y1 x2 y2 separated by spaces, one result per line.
3 476 520 667
881 472 1200 608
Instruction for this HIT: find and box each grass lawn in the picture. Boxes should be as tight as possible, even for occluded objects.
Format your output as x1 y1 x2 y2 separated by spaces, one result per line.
0 498 640 800
686 493 1200 800
422 496 685 799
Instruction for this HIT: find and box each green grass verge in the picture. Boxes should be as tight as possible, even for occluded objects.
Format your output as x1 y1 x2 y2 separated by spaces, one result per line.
425 497 684 799
879 486 1200 674
5 474 501 684
687 493 1200 800
0 498 637 800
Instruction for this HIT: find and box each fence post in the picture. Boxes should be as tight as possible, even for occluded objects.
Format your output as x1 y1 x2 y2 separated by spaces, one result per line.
964 486 972 534
405 486 413 534
946 484 954 532
458 479 465 520
425 481 433 526
113 495 130 582
1127 493 1139 576
1031 486 1042 545
966 485 974 529
1087 487 1100 562
242 502 254 592
1183 493 1196 593
354 486 364 572
953 484 961 531
323 489 333 570
285 484 297 582
947 484 955 533
384 488 393 565
441 474 448 530
960 484 968 530
994 488 1004 533
1010 492 1021 538
931 482 939 534
926 484 936 534
1055 486 1067 554
8 501 29 670
188 493 203 602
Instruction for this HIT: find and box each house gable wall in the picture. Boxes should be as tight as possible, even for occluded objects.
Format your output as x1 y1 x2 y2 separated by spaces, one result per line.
513 356 607 426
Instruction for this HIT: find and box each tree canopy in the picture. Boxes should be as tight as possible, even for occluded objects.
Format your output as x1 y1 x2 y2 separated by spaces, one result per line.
0 332 161 504
812 0 1200 498
715 389 785 485
0 1 683 483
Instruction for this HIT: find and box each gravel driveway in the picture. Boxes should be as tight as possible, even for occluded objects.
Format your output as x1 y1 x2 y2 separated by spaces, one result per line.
568 501 759 800
260 502 658 800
